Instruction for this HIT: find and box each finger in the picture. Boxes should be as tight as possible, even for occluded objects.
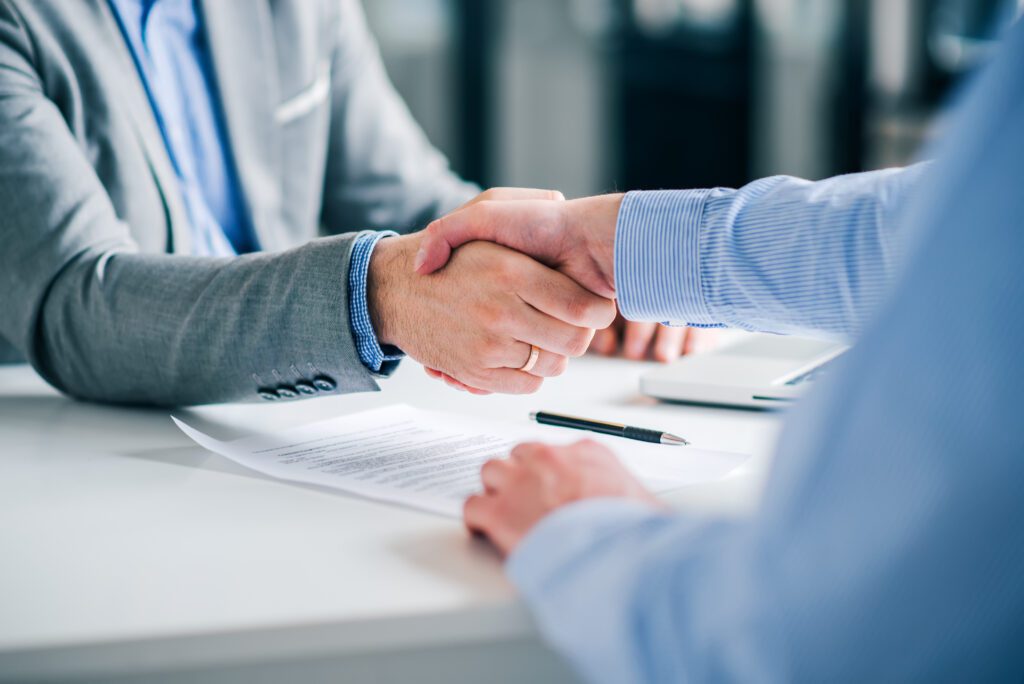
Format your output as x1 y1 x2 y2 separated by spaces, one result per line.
485 297 595 361
470 368 544 395
510 442 552 462
682 328 696 356
414 200 563 275
439 371 492 395
515 263 617 330
568 438 617 460
506 342 570 378
527 349 570 378
457 187 564 211
480 458 512 492
683 327 721 355
622 321 658 360
589 326 618 356
441 374 467 392
424 367 444 380
463 493 497 534
652 325 687 363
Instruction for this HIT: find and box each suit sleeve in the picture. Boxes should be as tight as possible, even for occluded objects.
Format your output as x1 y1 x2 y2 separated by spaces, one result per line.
0 5 379 406
318 0 478 236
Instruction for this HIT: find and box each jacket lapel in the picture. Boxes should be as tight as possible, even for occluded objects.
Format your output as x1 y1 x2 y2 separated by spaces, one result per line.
199 0 285 252
94 0 192 254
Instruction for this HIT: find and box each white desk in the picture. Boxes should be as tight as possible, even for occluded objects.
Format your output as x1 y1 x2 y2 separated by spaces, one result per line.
0 357 782 683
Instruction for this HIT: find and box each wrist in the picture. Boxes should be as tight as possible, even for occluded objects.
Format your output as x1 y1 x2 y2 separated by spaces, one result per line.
565 193 622 293
367 234 415 348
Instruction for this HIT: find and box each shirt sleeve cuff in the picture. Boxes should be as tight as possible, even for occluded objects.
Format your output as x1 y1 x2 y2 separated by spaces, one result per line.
348 231 405 375
613 190 725 328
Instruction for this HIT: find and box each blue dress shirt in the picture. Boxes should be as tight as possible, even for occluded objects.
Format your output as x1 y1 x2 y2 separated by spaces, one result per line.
508 19 1024 684
348 232 405 373
107 0 254 256
108 0 395 371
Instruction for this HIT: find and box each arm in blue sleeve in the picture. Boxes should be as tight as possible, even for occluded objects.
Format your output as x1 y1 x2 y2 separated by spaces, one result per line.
507 500 774 683
348 231 404 374
509 22 1024 684
614 164 928 339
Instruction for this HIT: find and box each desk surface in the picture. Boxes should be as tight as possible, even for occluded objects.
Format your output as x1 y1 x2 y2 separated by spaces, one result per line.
0 356 782 679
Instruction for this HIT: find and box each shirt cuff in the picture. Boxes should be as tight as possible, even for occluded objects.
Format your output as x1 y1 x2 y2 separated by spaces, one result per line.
613 190 725 328
348 231 405 375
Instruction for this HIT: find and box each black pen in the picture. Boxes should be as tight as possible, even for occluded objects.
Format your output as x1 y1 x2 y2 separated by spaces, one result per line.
530 411 689 446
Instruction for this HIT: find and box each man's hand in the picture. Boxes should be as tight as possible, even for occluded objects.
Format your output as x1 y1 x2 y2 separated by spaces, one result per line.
464 440 664 556
591 313 722 362
415 194 623 299
415 186 571 393
369 233 616 394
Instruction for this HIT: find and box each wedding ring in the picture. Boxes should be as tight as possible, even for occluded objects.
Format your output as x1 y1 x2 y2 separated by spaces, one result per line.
519 344 541 372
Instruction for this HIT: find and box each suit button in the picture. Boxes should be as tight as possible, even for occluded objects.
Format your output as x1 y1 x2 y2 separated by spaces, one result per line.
312 376 337 392
295 381 318 395
276 385 298 399
257 388 280 401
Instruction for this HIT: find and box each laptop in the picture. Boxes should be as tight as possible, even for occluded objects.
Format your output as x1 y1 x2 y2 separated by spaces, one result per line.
640 333 847 409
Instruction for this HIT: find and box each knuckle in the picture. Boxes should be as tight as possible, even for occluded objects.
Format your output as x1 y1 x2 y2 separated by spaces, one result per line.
565 295 590 323
476 339 501 365
511 442 543 460
464 368 495 391
565 329 594 357
480 459 499 478
504 373 539 395
526 376 544 393
566 295 611 328
421 218 440 239
463 495 487 524
531 445 560 466
549 355 569 377
596 300 618 328
571 296 615 328
475 301 504 331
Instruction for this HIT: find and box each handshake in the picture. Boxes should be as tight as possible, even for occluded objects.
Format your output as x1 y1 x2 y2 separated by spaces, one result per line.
366 188 662 394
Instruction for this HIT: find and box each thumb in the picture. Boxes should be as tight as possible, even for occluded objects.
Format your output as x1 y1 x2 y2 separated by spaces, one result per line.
416 189 563 274
414 200 565 275
413 210 500 274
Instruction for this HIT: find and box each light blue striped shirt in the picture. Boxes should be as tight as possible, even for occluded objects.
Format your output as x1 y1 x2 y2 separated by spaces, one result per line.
613 165 924 338
107 0 255 256
507 18 1024 684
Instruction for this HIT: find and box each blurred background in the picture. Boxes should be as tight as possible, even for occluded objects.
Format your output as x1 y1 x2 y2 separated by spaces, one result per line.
365 0 1020 198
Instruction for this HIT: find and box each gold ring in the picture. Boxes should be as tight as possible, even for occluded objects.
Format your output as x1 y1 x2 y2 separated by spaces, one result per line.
519 344 540 372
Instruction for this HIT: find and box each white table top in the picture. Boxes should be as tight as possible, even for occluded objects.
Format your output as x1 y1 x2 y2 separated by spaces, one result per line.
0 356 783 678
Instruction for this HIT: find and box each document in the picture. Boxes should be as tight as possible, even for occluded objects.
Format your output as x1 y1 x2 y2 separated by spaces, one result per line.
173 405 748 518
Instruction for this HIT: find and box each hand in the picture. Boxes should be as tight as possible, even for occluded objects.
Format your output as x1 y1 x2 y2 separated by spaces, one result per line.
590 313 722 362
369 233 616 394
415 194 623 299
420 186 568 394
464 440 664 557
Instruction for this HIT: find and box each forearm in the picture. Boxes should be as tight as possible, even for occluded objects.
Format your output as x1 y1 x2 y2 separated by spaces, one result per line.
33 236 378 406
614 164 929 338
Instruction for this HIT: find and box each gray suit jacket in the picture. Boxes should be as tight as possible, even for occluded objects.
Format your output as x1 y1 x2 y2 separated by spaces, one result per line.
0 0 476 405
